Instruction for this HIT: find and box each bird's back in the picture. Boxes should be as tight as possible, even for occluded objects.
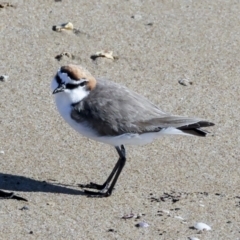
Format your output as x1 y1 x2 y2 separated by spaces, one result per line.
71 78 214 137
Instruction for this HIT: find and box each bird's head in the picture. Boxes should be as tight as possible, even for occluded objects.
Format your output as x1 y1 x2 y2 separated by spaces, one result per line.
51 64 96 104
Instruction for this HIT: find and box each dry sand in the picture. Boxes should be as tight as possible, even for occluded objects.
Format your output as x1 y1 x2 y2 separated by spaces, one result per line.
0 0 239 239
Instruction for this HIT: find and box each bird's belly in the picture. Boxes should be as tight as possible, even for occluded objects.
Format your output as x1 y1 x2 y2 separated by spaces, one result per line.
55 97 188 146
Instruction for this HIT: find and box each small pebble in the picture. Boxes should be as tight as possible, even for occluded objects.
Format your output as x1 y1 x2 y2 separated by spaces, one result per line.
194 222 211 231
135 222 149 228
20 206 29 210
188 237 200 240
0 150 4 154
0 75 9 82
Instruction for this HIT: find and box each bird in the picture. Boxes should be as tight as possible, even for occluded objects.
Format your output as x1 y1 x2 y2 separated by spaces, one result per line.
51 64 214 197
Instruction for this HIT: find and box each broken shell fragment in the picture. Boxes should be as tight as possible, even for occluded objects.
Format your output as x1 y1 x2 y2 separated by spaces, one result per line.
62 22 74 30
194 222 211 231
0 3 15 8
55 52 74 61
135 222 149 228
0 75 9 82
178 78 193 86
121 213 135 219
91 50 118 60
52 22 74 32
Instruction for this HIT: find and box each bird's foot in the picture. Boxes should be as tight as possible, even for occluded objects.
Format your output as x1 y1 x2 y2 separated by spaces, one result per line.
78 182 109 191
78 182 113 197
83 189 112 198
0 190 28 201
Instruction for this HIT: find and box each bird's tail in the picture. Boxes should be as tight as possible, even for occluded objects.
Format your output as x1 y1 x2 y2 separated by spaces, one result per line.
177 121 215 137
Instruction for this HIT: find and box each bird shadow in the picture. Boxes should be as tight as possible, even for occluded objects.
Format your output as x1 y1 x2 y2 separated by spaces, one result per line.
0 173 85 197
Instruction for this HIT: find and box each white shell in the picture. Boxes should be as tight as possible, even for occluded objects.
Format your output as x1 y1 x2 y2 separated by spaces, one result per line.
62 22 74 30
136 222 149 228
194 222 211 231
188 237 200 240
174 216 184 220
0 75 9 82
178 78 193 86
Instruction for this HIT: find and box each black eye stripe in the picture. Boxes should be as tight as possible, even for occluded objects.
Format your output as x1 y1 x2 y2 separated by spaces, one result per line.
65 81 86 89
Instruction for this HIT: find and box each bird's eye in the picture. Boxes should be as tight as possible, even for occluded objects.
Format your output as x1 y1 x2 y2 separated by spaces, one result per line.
79 80 87 87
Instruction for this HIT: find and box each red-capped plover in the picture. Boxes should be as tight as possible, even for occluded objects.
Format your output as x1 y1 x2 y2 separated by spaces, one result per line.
51 64 214 197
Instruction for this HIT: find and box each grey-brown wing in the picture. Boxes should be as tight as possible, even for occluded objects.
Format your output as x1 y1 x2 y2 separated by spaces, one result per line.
71 78 214 136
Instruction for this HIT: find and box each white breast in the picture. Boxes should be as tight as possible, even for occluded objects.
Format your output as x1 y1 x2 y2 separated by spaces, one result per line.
54 93 97 139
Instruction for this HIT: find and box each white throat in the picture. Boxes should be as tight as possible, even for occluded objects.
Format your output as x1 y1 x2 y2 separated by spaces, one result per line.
51 76 90 125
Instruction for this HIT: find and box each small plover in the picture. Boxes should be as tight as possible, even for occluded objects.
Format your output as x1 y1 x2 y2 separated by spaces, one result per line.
51 64 214 197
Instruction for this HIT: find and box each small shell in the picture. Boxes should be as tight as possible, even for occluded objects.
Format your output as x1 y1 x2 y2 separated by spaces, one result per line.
174 216 184 220
91 50 118 60
178 78 193 86
0 150 4 154
135 222 149 228
162 210 170 214
188 237 200 240
121 213 135 219
52 22 74 32
62 22 74 30
55 52 74 61
20 206 29 210
131 14 142 21
0 75 9 82
194 222 211 231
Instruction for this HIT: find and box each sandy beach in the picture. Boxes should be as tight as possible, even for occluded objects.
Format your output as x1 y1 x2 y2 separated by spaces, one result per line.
0 0 239 239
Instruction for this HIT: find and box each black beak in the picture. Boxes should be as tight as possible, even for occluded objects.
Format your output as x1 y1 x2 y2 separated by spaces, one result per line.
52 83 66 94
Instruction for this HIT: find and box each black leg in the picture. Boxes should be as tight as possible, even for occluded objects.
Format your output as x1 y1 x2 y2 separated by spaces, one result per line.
78 157 121 190
80 145 126 197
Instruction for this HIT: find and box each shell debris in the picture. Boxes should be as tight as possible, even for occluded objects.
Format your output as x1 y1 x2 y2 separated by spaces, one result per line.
0 75 9 82
135 222 149 228
52 22 74 32
90 50 118 60
174 216 184 220
194 222 211 231
121 213 135 219
0 2 16 8
55 52 74 61
178 78 193 86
